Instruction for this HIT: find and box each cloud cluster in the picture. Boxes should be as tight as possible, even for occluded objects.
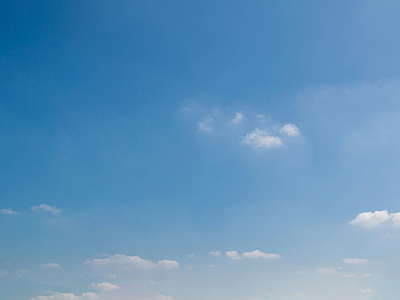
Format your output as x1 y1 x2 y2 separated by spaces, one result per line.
31 204 62 215
0 208 19 215
350 210 400 228
242 129 283 149
225 250 280 260
85 254 179 270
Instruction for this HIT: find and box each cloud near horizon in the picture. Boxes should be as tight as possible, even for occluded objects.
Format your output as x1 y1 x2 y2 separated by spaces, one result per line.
85 254 179 270
225 250 280 260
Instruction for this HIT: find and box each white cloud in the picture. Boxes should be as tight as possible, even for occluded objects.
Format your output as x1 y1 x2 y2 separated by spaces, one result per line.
314 268 337 275
361 273 372 277
242 129 282 149
158 295 174 300
241 250 281 259
0 208 19 215
40 263 61 269
197 117 213 132
359 288 372 293
279 123 300 137
342 273 357 278
158 260 180 270
90 282 120 291
256 115 266 122
29 292 100 300
225 251 242 260
188 253 195 258
16 269 29 277
31 204 62 215
342 258 367 265
85 254 179 271
107 274 117 279
350 210 391 228
390 212 400 226
209 251 222 257
0 270 8 277
232 112 244 124
225 250 280 260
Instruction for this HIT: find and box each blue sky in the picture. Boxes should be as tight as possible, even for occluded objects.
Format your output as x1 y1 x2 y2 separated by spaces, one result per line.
2 1 400 299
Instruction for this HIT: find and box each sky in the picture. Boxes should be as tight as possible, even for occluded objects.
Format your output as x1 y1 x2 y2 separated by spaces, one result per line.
1 0 400 299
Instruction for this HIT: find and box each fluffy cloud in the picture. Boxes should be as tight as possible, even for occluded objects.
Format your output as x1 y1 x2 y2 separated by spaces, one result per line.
30 292 100 300
85 254 179 270
226 250 280 260
40 263 61 269
242 129 282 149
90 282 120 291
209 251 222 257
342 258 367 265
231 112 244 124
279 123 300 136
350 210 400 228
31 204 62 215
225 250 242 260
0 208 19 215
314 268 337 275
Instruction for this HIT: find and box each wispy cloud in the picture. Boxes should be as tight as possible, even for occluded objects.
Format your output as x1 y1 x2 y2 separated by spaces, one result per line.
158 295 174 300
40 263 61 269
359 288 372 293
226 249 280 260
314 268 337 275
29 291 100 300
209 251 222 257
197 117 214 132
31 204 62 215
85 254 179 270
0 208 19 215
342 258 367 265
231 112 244 124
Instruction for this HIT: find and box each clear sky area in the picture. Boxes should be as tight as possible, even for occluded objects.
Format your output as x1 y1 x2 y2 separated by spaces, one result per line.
1 1 400 299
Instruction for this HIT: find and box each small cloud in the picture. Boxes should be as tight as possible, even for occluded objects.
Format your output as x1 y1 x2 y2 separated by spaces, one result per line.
209 251 222 257
279 123 300 137
343 258 367 265
256 115 266 122
158 295 174 300
85 254 179 270
5 262 11 266
188 253 195 258
158 260 180 270
208 264 219 268
241 250 281 259
187 265 193 270
150 280 156 285
297 271 307 275
197 117 213 132
0 208 19 215
342 273 357 278
90 282 120 291
226 250 280 260
16 269 29 277
231 112 244 124
29 291 100 300
360 273 372 278
359 288 372 293
107 274 117 280
350 210 391 228
40 263 61 269
225 251 242 260
314 268 337 275
242 129 282 149
0 270 8 277
31 204 62 215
